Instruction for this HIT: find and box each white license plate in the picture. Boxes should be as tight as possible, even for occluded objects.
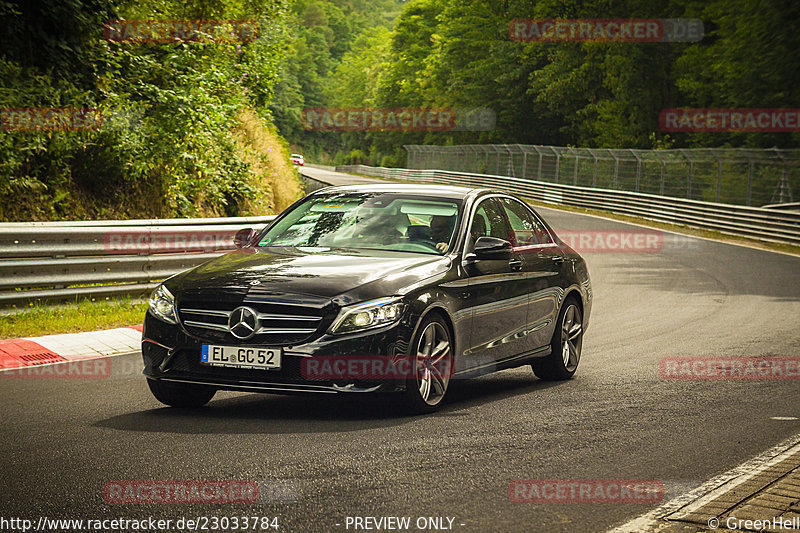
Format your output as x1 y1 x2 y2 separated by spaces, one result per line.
201 345 281 370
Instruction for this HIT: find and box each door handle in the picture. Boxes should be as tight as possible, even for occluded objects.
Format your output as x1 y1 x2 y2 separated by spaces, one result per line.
509 259 523 271
551 256 564 265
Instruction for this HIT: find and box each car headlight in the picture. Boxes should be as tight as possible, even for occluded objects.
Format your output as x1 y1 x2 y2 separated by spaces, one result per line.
148 285 177 324
329 297 406 334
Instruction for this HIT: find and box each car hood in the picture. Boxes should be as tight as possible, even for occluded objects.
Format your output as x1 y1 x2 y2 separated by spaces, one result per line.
169 246 450 304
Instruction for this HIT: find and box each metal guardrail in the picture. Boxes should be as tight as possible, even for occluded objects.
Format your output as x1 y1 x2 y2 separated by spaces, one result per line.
0 216 276 307
336 165 800 246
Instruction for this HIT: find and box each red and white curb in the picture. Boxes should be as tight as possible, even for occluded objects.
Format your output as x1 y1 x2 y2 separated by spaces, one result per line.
0 326 142 370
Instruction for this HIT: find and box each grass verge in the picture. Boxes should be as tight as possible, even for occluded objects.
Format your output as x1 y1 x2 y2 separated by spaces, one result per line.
0 298 147 340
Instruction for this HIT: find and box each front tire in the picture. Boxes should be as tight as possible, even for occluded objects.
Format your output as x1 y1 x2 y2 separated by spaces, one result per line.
402 314 454 414
532 297 583 381
147 378 216 408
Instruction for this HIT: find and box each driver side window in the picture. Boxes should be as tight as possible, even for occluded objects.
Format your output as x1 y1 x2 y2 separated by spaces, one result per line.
468 198 510 251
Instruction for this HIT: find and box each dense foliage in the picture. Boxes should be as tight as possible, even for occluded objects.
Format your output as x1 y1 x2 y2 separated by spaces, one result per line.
2 0 797 220
275 0 799 167
0 0 303 221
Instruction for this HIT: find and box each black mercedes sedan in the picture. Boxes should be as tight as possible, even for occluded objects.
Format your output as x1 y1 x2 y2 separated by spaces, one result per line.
142 184 592 413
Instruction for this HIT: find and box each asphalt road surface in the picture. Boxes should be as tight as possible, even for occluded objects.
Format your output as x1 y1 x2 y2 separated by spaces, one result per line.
1 168 799 533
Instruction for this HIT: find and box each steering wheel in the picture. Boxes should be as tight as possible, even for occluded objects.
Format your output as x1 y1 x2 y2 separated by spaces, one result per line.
415 239 442 252
395 240 441 253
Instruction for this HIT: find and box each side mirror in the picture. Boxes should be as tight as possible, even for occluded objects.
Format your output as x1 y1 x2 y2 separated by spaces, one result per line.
473 236 512 260
233 228 256 248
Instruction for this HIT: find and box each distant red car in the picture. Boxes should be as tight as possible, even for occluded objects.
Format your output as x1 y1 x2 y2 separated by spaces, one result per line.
290 153 305 166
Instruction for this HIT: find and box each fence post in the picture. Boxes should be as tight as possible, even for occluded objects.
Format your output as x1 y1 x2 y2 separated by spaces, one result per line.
552 146 561 184
571 147 579 185
712 150 722 202
609 149 619 189
632 150 642 192
654 151 666 196
522 149 528 179
535 146 544 181
679 149 693 199
505 144 515 177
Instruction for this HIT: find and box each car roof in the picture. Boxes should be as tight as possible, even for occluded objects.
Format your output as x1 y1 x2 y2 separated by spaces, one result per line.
313 183 492 200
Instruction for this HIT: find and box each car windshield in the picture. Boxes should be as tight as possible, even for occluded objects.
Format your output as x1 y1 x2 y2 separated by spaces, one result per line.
256 192 462 255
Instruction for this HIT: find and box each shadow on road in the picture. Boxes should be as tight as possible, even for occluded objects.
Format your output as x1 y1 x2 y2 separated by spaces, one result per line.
92 371 566 435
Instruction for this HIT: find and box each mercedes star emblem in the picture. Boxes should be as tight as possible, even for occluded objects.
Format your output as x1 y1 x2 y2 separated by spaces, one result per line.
228 306 259 339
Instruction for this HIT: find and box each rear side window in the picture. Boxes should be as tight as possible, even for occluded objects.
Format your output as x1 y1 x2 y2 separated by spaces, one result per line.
499 198 553 247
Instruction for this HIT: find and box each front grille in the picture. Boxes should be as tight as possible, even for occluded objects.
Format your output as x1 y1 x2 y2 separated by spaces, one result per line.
176 299 331 346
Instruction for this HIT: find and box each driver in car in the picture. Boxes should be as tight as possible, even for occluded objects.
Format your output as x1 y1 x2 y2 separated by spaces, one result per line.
430 215 456 253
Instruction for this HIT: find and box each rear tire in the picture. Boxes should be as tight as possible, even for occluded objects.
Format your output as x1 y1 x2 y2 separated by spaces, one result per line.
147 378 216 408
402 314 454 414
532 297 583 381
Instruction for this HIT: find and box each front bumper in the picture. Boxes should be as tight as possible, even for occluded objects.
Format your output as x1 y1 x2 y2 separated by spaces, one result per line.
142 311 413 395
